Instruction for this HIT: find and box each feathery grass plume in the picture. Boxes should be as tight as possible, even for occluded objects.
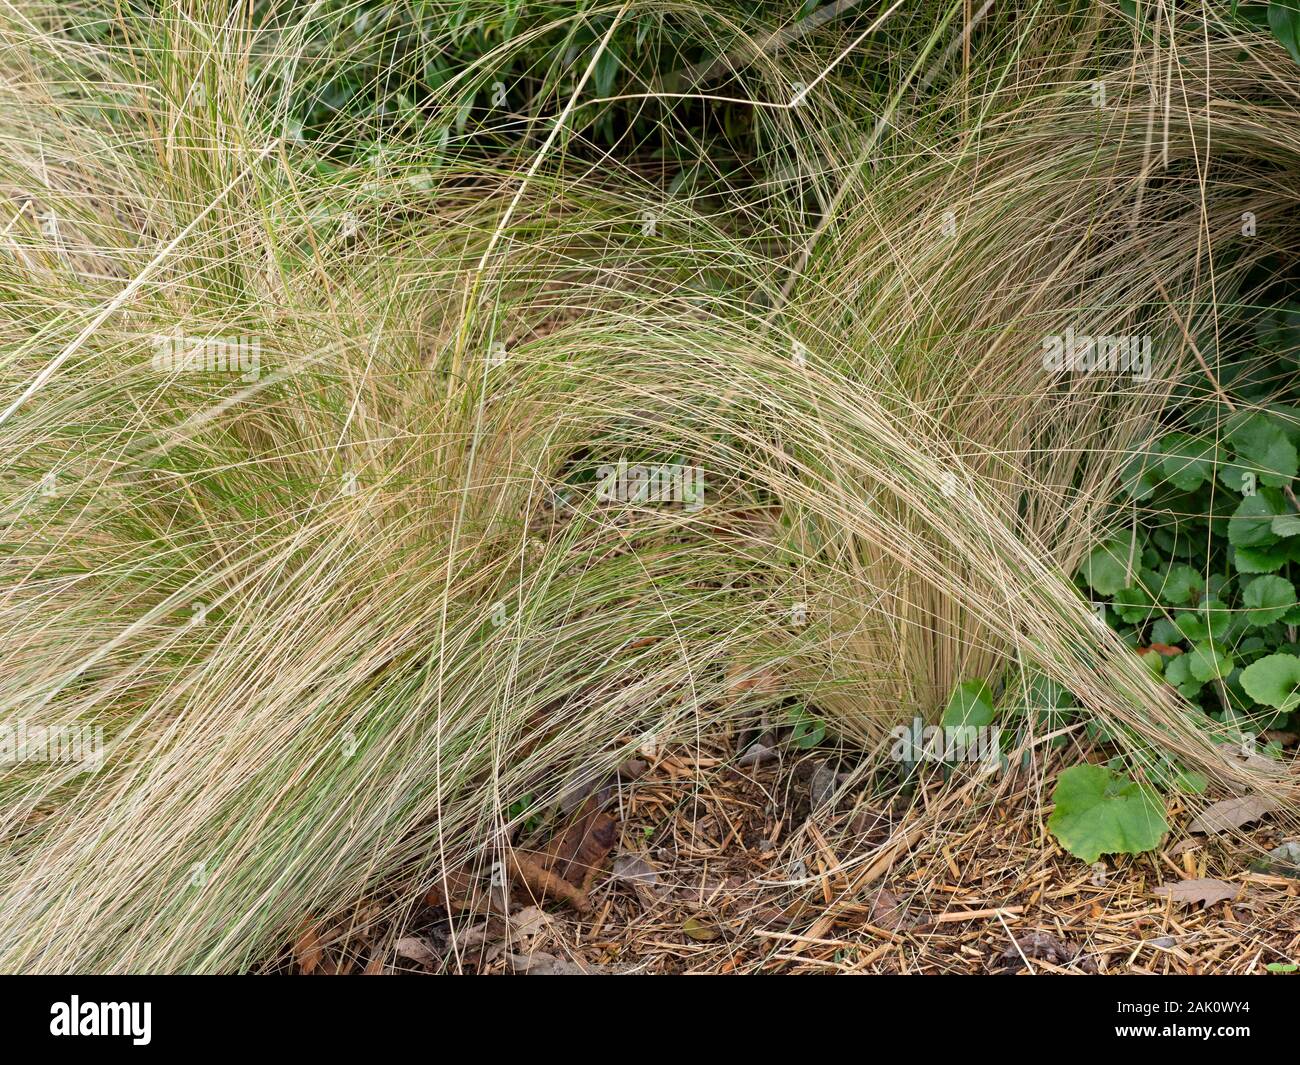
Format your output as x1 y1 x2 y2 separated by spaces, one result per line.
0 1 1295 971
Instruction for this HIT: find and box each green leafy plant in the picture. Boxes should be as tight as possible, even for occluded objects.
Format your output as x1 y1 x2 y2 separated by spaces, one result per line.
508 793 542 834
940 680 995 729
1047 764 1169 863
787 706 826 749
11 0 1299 975
1078 383 1300 738
237 0 856 164
1056 283 1300 866
1230 2 1300 63
1241 653 1300 713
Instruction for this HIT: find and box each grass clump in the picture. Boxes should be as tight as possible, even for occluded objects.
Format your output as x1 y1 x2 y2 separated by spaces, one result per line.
0 1 1297 971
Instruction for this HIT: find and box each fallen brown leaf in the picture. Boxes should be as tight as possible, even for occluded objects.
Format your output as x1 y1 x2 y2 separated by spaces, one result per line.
618 758 649 780
612 854 658 886
424 866 479 912
1217 742 1288 773
1188 795 1277 834
737 741 777 767
453 919 509 968
293 922 324 975
455 919 501 953
394 936 438 967
508 851 592 912
725 662 780 703
510 794 617 911
868 886 908 931
509 905 552 941
612 854 661 908
1153 878 1240 907
999 931 1095 972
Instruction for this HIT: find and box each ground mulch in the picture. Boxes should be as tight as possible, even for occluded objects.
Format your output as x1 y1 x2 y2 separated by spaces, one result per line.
279 731 1300 975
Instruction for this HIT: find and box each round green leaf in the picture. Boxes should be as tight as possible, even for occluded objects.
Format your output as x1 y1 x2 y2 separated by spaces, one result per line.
1138 648 1165 675
1160 434 1216 492
1242 575 1297 628
1153 563 1204 605
1233 542 1291 574
1163 652 1203 698
1240 653 1300 713
1119 452 1161 501
1150 618 1183 646
1187 641 1234 683
1047 764 1168 864
1172 615 1207 643
1273 512 1300 538
1079 535 1141 596
1229 492 1283 548
1173 598 1231 643
1227 413 1299 487
789 707 826 749
1218 460 1260 495
1113 584 1156 624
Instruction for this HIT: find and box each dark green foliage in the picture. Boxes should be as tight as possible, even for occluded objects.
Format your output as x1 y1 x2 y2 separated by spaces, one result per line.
1226 2 1300 62
1077 287 1300 740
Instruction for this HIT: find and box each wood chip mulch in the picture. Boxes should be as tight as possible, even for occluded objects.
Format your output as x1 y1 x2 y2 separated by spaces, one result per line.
279 731 1300 975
